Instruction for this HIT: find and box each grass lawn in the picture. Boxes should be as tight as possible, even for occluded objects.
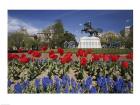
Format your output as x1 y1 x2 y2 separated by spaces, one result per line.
45 48 133 54
9 48 133 54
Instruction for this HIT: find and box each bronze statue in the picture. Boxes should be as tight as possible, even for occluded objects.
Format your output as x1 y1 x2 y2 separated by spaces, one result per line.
81 21 99 37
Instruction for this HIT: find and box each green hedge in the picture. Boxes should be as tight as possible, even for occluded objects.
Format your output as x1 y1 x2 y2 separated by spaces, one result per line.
8 48 132 54
65 48 133 54
49 48 132 54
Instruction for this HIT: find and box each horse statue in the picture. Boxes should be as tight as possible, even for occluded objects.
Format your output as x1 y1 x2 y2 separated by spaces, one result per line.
81 21 99 37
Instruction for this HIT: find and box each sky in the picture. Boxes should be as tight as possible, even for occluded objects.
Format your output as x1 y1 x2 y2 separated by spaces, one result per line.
8 10 133 39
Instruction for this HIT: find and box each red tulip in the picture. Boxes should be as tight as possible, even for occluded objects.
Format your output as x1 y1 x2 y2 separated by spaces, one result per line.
99 53 104 58
103 54 110 62
49 50 55 55
18 56 30 63
18 48 23 53
8 53 13 60
66 52 73 57
32 51 41 58
49 53 58 60
111 55 119 62
60 57 66 64
57 48 64 55
86 48 93 54
48 50 58 60
76 49 87 57
41 46 47 51
76 49 83 57
28 50 33 54
21 54 26 58
60 52 72 64
8 53 19 60
82 51 87 57
80 57 87 66
121 61 129 69
92 54 100 62
65 53 72 62
126 52 133 60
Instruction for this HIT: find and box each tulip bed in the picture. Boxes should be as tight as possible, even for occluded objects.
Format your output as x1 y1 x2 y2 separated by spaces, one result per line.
9 48 132 54
8 48 133 93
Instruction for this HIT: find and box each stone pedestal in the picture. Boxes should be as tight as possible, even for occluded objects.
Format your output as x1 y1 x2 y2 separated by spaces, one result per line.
78 36 102 48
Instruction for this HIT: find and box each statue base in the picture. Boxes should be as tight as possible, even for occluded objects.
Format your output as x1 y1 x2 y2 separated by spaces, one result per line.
78 36 102 48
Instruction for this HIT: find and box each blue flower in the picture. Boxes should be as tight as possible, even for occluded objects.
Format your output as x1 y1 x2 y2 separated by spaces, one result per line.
50 79 53 86
62 75 67 86
77 83 81 89
76 83 82 93
106 76 113 86
97 76 108 93
64 85 69 93
35 79 40 92
42 76 51 91
128 81 132 90
8 80 13 87
62 75 70 87
114 77 125 93
22 80 29 91
14 83 22 93
90 86 97 93
70 87 75 93
55 76 61 93
97 76 103 87
79 88 84 93
85 76 92 90
71 79 76 88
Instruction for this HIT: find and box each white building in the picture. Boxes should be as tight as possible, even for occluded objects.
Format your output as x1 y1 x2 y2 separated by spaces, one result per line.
99 31 121 37
78 36 102 48
125 26 131 37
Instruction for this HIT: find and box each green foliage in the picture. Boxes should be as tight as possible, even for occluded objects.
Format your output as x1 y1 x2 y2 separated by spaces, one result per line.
52 20 65 48
60 31 77 48
127 26 133 48
47 48 131 54
120 29 125 37
42 19 77 48
100 32 119 45
120 26 133 48
24 37 35 48
8 31 26 49
8 30 35 49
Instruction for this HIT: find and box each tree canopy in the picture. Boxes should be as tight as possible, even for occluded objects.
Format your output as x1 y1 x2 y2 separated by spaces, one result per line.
42 20 77 48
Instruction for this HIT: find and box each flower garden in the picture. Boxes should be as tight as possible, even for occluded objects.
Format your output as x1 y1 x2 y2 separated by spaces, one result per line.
8 47 133 93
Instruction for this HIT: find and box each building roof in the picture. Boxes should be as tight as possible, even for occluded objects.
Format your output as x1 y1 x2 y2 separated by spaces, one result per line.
125 26 131 29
